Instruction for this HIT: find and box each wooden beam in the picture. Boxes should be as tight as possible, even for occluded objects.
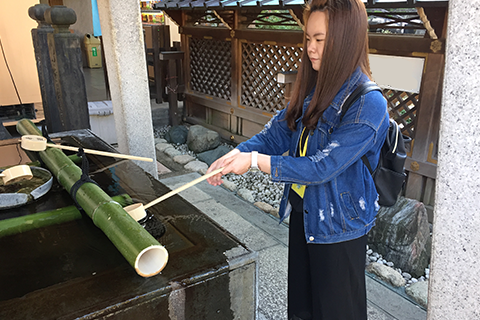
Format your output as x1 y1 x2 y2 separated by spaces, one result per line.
405 158 437 179
185 93 272 125
159 51 185 60
369 34 445 54
181 26 231 40
235 29 303 45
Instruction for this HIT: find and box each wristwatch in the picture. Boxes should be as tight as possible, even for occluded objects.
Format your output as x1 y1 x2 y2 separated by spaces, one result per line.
250 151 260 172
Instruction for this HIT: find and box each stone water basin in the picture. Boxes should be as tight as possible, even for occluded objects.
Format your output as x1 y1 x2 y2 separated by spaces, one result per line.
0 130 257 319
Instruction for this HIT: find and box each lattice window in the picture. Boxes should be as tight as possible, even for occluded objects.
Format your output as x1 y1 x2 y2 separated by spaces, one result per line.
190 38 231 100
242 10 302 30
189 10 227 28
367 8 426 36
383 89 418 138
241 43 302 112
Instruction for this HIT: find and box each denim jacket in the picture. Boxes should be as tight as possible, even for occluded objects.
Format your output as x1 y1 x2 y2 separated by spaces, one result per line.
236 68 389 244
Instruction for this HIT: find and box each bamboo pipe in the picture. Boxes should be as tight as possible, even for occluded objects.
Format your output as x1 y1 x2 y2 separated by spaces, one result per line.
21 135 153 162
16 119 168 277
0 154 82 170
0 194 132 238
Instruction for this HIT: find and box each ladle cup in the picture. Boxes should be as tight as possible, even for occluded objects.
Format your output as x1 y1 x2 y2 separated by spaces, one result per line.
124 167 225 221
20 135 153 162
0 165 33 185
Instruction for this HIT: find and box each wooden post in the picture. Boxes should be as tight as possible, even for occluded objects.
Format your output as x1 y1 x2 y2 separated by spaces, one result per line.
28 4 62 133
44 5 90 131
404 53 444 204
277 71 298 106
159 51 184 126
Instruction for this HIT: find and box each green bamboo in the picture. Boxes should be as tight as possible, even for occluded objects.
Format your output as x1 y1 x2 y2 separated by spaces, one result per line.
0 154 81 170
0 194 132 238
16 119 168 277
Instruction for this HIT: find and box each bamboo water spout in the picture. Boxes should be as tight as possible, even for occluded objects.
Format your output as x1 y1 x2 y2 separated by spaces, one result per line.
21 135 153 162
16 119 168 277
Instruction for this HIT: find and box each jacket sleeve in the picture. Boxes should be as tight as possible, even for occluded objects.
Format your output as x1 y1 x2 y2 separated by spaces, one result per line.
270 92 388 185
236 108 293 156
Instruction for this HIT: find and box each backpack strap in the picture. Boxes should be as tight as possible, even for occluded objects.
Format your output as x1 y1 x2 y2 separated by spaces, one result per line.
339 81 383 174
339 81 382 121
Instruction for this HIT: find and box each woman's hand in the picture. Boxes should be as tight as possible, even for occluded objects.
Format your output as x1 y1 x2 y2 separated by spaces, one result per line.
206 149 241 186
206 149 271 186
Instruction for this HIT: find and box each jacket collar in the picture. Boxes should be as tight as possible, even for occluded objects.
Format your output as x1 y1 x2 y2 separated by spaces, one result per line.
297 67 366 123
329 67 364 112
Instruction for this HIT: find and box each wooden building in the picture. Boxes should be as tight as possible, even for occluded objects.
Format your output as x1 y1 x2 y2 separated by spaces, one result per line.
154 0 449 219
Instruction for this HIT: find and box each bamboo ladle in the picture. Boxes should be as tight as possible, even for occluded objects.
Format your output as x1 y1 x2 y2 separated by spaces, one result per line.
124 167 225 221
21 135 153 162
0 165 33 185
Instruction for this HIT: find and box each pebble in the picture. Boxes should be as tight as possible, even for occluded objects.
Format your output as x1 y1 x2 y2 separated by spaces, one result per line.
222 179 237 192
237 188 255 203
184 160 208 173
164 147 181 157
173 154 196 165
402 272 412 281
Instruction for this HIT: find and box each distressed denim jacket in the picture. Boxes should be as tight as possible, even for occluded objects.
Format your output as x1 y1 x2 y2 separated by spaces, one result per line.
236 68 389 244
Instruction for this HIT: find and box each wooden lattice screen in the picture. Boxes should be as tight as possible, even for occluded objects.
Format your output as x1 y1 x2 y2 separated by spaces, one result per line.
383 89 419 138
241 42 302 112
189 38 231 100
367 8 426 35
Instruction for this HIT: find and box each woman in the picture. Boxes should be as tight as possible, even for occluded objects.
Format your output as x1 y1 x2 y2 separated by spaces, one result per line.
207 0 389 319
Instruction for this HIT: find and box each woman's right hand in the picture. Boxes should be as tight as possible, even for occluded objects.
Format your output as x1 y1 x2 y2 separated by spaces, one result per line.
206 148 241 186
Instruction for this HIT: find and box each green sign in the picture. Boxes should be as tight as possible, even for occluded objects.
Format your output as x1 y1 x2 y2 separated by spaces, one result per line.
92 47 97 57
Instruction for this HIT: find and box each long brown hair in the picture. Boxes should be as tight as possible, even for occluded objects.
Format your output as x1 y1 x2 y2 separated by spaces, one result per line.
286 0 371 131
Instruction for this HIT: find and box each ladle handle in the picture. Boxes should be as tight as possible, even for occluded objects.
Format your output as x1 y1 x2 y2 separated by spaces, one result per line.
144 167 225 209
47 144 154 162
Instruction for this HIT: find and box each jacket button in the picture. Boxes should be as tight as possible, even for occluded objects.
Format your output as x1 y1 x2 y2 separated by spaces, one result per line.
309 236 314 241
304 209 308 214
328 128 333 134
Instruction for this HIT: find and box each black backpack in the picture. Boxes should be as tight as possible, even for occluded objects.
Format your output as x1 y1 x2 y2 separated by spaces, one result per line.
340 81 411 207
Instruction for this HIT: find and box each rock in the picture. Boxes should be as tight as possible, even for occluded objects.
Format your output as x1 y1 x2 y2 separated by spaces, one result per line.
154 138 167 145
237 188 254 203
184 160 208 173
173 154 196 165
164 147 181 158
270 207 280 218
198 166 208 175
405 281 428 308
155 142 171 153
366 262 406 287
368 196 432 277
187 125 221 153
165 126 188 144
197 145 232 166
222 179 237 192
254 201 274 213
